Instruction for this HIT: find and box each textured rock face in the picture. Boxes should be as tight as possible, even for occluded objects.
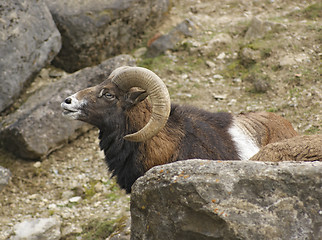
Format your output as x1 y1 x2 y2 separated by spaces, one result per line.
45 0 171 72
244 16 286 40
11 217 61 240
0 55 135 159
131 160 322 240
0 0 61 112
0 166 11 192
146 19 196 57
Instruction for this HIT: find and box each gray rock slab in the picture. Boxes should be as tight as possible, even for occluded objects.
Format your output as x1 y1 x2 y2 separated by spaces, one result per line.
45 0 171 72
147 19 196 58
0 0 61 112
11 217 61 240
0 55 135 159
131 159 322 240
245 16 287 40
0 166 11 192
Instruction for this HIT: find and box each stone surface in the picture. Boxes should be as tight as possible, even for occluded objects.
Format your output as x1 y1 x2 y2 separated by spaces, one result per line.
279 55 297 66
0 0 61 112
0 55 135 159
279 53 311 67
131 159 322 240
245 72 271 93
202 33 232 56
133 47 148 58
147 19 196 57
45 0 170 72
240 47 262 65
0 166 11 192
245 16 287 40
11 217 61 240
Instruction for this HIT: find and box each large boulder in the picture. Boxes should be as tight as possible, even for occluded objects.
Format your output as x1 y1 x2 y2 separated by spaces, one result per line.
0 0 61 112
0 55 135 160
45 0 171 72
131 160 322 240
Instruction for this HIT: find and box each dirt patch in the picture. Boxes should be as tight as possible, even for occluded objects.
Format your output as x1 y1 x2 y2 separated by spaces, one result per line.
0 0 321 239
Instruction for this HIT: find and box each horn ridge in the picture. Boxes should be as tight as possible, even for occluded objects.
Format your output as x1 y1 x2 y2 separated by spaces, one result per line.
111 66 171 142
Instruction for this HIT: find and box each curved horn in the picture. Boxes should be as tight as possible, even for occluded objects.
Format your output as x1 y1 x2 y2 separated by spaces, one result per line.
111 66 171 142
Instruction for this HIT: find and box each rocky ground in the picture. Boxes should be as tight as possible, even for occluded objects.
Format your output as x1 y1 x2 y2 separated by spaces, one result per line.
0 0 321 239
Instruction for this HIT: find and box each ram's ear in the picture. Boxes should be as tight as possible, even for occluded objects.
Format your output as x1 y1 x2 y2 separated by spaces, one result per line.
125 90 148 105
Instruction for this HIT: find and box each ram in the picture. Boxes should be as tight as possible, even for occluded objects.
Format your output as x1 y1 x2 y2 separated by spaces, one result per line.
61 66 298 192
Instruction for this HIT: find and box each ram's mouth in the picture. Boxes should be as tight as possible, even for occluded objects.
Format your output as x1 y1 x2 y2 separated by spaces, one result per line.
61 103 81 119
62 109 81 120
62 108 77 115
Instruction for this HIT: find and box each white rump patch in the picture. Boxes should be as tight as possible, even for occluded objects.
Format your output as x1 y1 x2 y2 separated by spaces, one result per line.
228 122 260 160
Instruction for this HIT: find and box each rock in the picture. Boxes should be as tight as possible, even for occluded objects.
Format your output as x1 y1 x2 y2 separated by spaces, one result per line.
213 74 224 79
250 135 322 162
208 33 232 47
133 47 148 58
0 166 11 192
279 53 310 67
0 0 61 112
227 99 237 106
294 53 310 63
216 52 226 59
11 217 61 240
205 60 216 68
131 160 322 240
48 204 58 210
61 190 75 200
0 55 135 159
279 55 296 66
147 19 196 57
94 182 104 192
45 0 171 72
245 16 286 40
245 72 271 93
252 79 270 93
69 196 82 203
240 47 261 65
212 94 227 100
33 162 42 168
202 33 232 56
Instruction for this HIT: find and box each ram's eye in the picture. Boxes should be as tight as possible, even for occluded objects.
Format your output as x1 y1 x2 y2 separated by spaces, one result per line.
104 92 115 99
98 89 115 100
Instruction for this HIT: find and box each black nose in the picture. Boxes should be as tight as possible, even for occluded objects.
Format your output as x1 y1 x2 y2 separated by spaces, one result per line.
64 97 72 104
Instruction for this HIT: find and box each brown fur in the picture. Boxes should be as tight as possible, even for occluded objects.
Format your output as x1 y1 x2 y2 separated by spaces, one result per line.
250 135 322 161
141 129 184 171
236 112 298 147
75 82 119 102
127 101 184 171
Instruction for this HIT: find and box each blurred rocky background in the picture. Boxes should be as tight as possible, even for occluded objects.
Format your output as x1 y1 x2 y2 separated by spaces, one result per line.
0 0 321 239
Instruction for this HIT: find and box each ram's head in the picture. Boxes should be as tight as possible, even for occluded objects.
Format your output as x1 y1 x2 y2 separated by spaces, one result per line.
61 67 171 142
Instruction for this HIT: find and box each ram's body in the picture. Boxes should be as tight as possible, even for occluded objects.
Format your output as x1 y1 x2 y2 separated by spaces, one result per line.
250 135 322 162
61 67 298 192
